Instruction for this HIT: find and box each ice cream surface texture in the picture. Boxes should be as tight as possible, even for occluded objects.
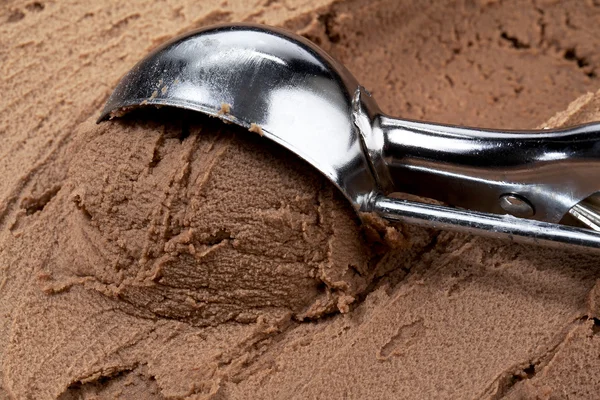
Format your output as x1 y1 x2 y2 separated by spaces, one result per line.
2 0 600 399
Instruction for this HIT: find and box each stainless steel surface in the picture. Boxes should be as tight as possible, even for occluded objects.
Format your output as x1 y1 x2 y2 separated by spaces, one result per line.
98 23 600 251
499 194 535 218
373 195 600 252
569 202 600 231
374 115 600 223
98 24 380 209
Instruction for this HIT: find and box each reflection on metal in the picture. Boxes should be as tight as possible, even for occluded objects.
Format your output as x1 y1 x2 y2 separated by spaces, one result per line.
373 195 600 252
99 23 600 252
569 201 600 232
499 194 535 218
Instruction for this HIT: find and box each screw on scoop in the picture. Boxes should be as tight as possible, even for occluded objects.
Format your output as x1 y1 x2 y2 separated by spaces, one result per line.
98 23 600 252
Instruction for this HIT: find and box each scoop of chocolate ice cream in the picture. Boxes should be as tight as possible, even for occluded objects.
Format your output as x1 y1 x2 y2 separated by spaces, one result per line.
59 110 402 326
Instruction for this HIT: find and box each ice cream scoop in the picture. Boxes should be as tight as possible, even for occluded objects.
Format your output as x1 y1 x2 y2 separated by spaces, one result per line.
98 23 600 251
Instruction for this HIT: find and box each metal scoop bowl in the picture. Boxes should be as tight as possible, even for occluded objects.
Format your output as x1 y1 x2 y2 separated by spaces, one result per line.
98 23 600 252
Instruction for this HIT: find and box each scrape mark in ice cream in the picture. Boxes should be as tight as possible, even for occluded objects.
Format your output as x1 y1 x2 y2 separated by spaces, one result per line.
377 318 426 359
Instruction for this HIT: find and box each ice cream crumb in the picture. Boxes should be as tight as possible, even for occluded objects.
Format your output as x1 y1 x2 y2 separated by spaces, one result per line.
161 85 168 95
109 106 137 118
140 90 159 106
218 102 232 115
249 123 264 136
337 294 355 313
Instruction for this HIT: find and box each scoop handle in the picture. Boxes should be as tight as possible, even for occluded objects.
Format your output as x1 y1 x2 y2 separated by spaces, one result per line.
372 195 600 252
375 116 600 224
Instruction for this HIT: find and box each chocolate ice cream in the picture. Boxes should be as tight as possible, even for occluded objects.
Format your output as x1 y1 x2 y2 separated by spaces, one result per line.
2 0 600 399
62 111 389 325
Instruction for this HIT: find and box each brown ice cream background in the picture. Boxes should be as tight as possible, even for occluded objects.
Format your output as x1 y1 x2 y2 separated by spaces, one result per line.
2 0 600 399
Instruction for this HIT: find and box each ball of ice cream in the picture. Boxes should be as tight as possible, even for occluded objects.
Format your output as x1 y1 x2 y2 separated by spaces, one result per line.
62 110 383 326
